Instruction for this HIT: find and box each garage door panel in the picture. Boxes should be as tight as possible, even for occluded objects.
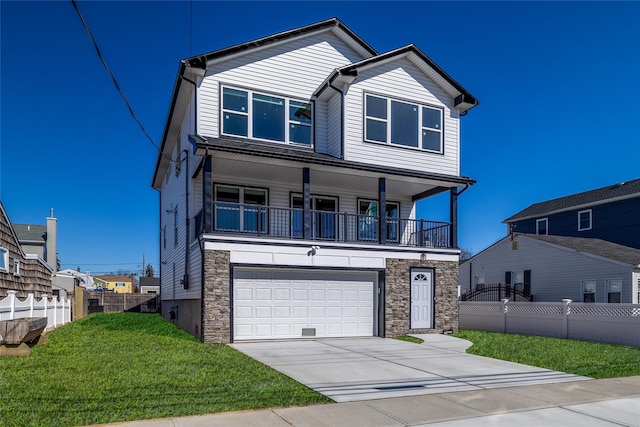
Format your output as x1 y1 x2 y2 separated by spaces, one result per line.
234 268 376 340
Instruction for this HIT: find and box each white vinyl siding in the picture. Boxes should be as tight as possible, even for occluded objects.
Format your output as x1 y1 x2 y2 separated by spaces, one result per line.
198 32 363 138
459 236 635 303
326 93 343 158
343 58 459 176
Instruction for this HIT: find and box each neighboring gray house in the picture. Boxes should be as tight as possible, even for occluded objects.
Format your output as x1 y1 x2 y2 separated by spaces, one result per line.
139 277 160 294
13 209 58 270
459 233 640 304
152 19 479 343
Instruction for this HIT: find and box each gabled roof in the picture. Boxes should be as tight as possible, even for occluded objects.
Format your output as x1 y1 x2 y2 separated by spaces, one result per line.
182 18 377 69
525 234 640 267
504 178 640 223
153 18 377 190
463 233 640 268
315 45 478 114
12 224 47 244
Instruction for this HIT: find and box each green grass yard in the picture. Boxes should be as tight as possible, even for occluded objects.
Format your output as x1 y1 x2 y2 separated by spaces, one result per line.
454 330 640 379
0 313 330 427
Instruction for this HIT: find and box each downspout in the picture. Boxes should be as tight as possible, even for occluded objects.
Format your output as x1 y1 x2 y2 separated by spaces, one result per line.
181 149 190 289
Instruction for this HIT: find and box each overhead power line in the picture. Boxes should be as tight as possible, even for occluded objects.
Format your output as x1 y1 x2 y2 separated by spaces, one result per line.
70 0 171 162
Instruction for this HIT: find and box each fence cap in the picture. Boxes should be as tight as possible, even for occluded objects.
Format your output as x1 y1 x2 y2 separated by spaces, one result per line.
562 299 573 303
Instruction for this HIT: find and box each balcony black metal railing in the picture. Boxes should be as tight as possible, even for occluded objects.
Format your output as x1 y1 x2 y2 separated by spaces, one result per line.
198 202 451 248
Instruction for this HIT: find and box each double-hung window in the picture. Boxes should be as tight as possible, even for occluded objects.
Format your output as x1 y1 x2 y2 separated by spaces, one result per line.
578 209 592 231
606 279 622 303
581 279 596 303
290 194 338 240
222 86 312 146
0 246 7 273
365 94 443 153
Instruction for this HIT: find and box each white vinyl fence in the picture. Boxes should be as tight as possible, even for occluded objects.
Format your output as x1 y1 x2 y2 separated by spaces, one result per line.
0 290 71 331
459 300 640 347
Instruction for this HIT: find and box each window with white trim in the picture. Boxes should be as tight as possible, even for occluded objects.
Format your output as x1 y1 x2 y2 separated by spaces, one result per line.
578 209 592 231
221 86 312 146
581 279 596 303
364 94 443 153
473 275 485 290
605 279 622 303
0 246 7 272
12 258 20 277
536 218 548 235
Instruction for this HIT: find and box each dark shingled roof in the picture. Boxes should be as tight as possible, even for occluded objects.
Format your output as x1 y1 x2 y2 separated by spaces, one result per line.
12 224 47 243
139 277 159 286
525 234 640 266
505 178 640 223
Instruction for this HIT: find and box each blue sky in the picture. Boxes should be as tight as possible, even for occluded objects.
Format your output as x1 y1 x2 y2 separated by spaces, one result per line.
1 1 638 274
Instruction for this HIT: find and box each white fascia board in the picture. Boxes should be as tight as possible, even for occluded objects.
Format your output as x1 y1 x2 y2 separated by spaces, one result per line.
24 253 54 272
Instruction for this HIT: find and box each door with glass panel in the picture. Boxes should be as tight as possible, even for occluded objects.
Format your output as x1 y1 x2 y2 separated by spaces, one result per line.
215 186 267 233
358 200 400 242
291 195 337 240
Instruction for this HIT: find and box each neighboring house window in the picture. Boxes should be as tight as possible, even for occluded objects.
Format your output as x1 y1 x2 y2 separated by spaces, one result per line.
215 185 267 233
536 218 548 235
12 258 20 277
473 275 485 290
514 272 524 288
0 246 8 272
605 279 622 303
290 194 338 239
364 93 443 153
115 282 126 287
581 279 596 303
357 199 400 242
221 86 312 146
578 209 592 231
174 208 179 247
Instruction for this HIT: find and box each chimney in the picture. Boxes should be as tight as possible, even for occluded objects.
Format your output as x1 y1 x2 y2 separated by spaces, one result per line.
46 209 57 270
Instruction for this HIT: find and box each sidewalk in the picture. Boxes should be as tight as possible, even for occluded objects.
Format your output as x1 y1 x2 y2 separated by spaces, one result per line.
96 375 640 426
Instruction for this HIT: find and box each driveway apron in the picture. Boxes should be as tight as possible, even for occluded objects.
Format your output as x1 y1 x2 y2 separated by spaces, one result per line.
230 335 589 402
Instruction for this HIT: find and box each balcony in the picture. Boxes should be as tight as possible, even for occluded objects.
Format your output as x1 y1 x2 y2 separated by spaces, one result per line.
196 202 452 249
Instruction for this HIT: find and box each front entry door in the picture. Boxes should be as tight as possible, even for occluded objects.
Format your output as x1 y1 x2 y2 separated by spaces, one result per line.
410 268 434 329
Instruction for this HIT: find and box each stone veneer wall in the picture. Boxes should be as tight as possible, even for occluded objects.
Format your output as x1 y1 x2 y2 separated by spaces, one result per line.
385 259 459 337
202 249 231 343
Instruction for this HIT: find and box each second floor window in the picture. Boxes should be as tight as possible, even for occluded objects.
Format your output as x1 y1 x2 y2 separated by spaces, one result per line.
222 87 312 146
365 94 443 153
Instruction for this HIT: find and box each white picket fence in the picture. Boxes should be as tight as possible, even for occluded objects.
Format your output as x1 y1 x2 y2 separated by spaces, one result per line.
0 290 71 331
459 300 640 347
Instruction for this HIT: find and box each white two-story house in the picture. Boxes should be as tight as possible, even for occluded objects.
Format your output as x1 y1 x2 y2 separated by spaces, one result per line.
152 19 479 343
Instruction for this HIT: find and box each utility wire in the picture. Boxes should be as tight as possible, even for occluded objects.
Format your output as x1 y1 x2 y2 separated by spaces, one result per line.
70 0 172 163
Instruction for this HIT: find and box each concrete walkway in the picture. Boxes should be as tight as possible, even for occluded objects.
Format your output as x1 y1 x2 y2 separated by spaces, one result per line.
93 336 640 426
96 376 640 426
230 334 589 402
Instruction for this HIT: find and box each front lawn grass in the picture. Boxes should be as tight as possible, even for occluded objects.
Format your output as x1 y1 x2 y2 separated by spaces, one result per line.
453 330 640 379
0 313 330 427
394 335 424 344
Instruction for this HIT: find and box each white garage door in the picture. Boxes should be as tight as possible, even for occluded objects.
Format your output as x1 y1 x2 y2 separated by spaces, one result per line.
233 268 377 341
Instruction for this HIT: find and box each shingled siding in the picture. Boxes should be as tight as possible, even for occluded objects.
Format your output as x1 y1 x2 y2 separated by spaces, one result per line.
0 206 52 299
385 259 459 337
202 249 231 343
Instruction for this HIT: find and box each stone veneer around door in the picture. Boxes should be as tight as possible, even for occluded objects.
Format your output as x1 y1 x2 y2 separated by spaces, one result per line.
385 258 459 337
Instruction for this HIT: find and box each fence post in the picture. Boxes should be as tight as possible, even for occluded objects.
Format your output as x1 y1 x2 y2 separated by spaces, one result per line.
28 293 34 317
7 290 17 320
42 294 48 327
501 298 509 333
562 299 572 339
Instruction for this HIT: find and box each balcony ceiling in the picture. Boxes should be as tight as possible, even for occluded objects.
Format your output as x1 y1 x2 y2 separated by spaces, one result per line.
210 151 459 199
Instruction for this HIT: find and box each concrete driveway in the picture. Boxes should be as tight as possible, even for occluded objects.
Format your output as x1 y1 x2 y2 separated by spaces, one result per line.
231 334 589 402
